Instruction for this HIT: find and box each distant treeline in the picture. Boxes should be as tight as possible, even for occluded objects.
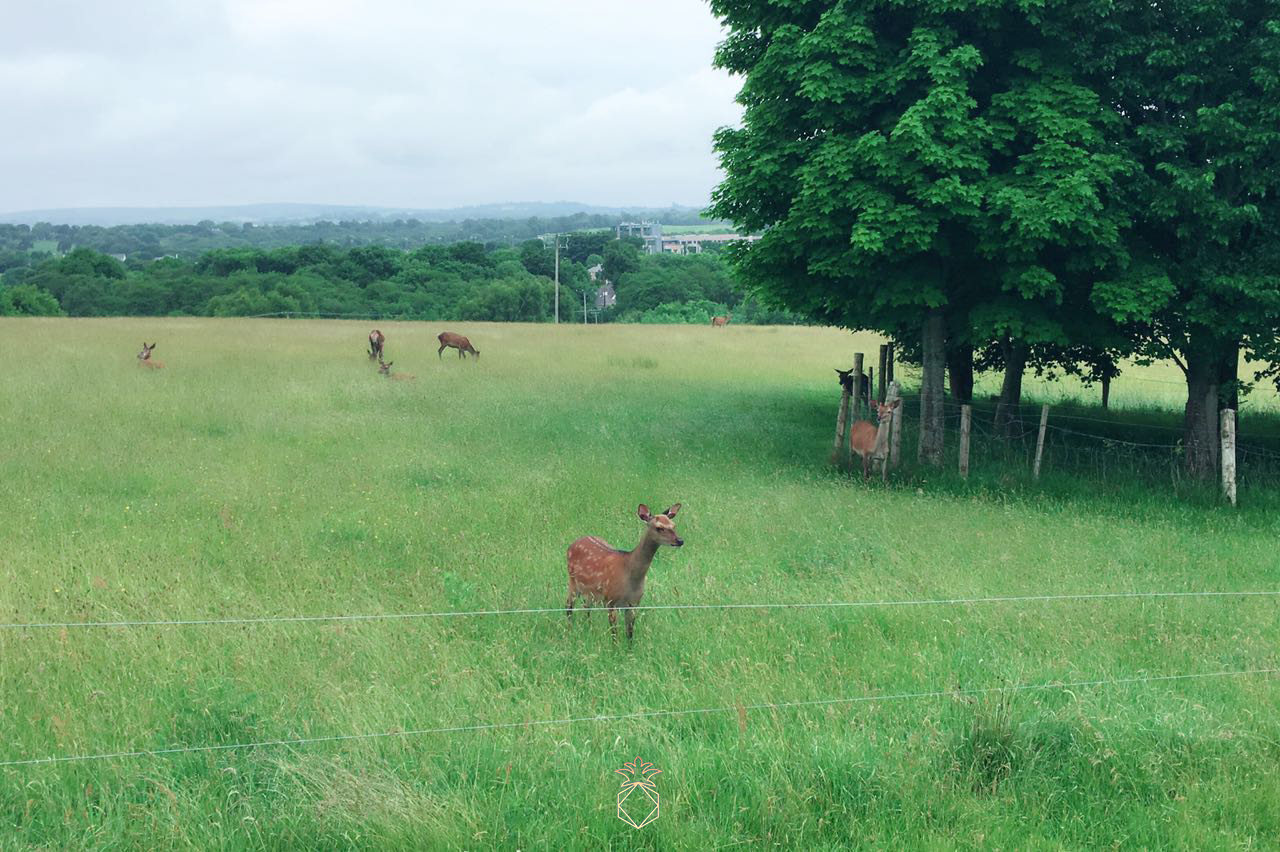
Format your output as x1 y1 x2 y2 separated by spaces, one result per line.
0 237 803 325
0 209 716 259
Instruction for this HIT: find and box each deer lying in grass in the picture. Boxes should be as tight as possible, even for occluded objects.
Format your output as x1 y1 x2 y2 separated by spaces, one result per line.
711 312 731 327
850 399 899 480
377 359 415 380
136 342 164 369
566 503 683 641
368 329 385 360
437 332 479 360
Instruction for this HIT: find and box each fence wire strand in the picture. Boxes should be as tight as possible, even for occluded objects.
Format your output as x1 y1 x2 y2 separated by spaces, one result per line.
5 590 1280 631
2 667 1275 768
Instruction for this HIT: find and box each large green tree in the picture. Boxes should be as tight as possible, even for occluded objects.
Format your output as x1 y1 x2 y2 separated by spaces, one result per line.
708 0 1128 464
1071 0 1280 475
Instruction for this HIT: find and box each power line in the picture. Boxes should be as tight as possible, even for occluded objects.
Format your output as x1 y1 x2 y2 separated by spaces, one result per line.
4 589 1278 631
3 667 1273 768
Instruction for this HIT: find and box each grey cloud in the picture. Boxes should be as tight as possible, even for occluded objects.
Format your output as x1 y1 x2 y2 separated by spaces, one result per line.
0 0 741 212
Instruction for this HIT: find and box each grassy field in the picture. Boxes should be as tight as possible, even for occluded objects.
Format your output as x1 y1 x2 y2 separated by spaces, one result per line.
1 318 1279 849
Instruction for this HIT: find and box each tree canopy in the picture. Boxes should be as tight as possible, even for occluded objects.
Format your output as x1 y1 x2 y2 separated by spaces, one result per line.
709 0 1280 474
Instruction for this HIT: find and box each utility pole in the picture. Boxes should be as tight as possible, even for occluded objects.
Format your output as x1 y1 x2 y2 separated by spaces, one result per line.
554 235 560 324
583 287 587 324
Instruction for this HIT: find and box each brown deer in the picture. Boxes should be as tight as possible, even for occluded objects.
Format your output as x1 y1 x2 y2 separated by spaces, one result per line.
136 342 164 369
437 332 479 361
710 312 731 327
368 329 385 360
849 399 899 480
378 359 415 380
566 503 683 641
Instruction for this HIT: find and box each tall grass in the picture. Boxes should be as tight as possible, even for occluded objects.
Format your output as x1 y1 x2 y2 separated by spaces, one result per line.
0 318 1278 849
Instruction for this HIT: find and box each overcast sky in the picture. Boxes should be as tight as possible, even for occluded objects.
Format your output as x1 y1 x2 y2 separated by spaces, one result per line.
0 0 742 213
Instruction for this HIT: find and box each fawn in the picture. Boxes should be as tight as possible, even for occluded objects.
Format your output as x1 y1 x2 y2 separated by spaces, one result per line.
437 331 479 360
368 329 385 360
378 359 415 380
136 342 164 368
849 399 899 480
711 313 731 327
566 503 683 641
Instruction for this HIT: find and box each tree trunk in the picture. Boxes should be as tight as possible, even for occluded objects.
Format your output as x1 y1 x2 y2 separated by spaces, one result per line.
1183 351 1220 479
946 341 974 403
994 339 1027 438
918 309 946 466
1101 374 1111 409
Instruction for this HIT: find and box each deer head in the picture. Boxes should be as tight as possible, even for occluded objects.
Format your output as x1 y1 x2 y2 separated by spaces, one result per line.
637 503 684 547
137 342 156 361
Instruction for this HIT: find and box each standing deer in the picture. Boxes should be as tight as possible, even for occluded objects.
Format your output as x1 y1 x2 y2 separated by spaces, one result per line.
368 329 385 360
437 332 479 361
849 399 899 480
711 312 732 327
378 359 415 380
566 503 684 641
835 367 873 408
136 342 164 369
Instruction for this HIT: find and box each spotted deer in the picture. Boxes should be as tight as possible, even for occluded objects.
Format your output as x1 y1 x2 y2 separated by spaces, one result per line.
437 332 479 360
136 342 164 369
849 399 899 480
368 329 385 360
566 503 683 641
711 312 731 327
377 359 415 380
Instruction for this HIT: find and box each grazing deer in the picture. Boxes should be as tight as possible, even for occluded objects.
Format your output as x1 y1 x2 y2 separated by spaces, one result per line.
849 399 899 480
368 329 385 360
136 342 164 369
437 331 479 361
711 312 732 327
566 503 684 641
378 359 415 380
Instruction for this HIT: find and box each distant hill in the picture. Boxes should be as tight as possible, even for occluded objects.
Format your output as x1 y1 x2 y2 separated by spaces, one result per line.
0 201 707 227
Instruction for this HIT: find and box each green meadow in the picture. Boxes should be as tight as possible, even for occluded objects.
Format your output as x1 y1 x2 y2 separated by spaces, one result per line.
1 318 1278 849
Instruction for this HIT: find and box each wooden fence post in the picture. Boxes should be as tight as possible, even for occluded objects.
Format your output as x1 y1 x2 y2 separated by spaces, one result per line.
877 344 888 403
1221 408 1237 506
959 404 971 479
830 384 851 467
886 344 895 386
851 353 865 421
888 380 903 471
883 381 902 482
1033 404 1049 479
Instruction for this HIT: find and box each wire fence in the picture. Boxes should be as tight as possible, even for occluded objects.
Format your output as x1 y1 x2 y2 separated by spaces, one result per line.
842 386 1280 490
5 589 1279 631
3 667 1275 768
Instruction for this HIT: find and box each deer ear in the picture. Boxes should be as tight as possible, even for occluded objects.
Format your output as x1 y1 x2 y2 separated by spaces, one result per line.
637 504 652 522
663 503 681 518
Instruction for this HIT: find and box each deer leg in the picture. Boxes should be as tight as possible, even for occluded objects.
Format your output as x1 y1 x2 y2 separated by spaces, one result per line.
438 345 445 358
565 589 576 627
624 607 636 640
608 606 619 642
863 453 871 481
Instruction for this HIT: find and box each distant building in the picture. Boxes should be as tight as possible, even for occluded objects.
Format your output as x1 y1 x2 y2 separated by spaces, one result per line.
616 221 664 254
588 263 604 281
595 283 617 309
615 221 761 255
108 253 127 262
659 233 762 254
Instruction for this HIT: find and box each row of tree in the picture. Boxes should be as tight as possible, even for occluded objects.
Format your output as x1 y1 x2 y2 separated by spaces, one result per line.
0 210 718 259
709 0 1280 477
0 239 801 325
